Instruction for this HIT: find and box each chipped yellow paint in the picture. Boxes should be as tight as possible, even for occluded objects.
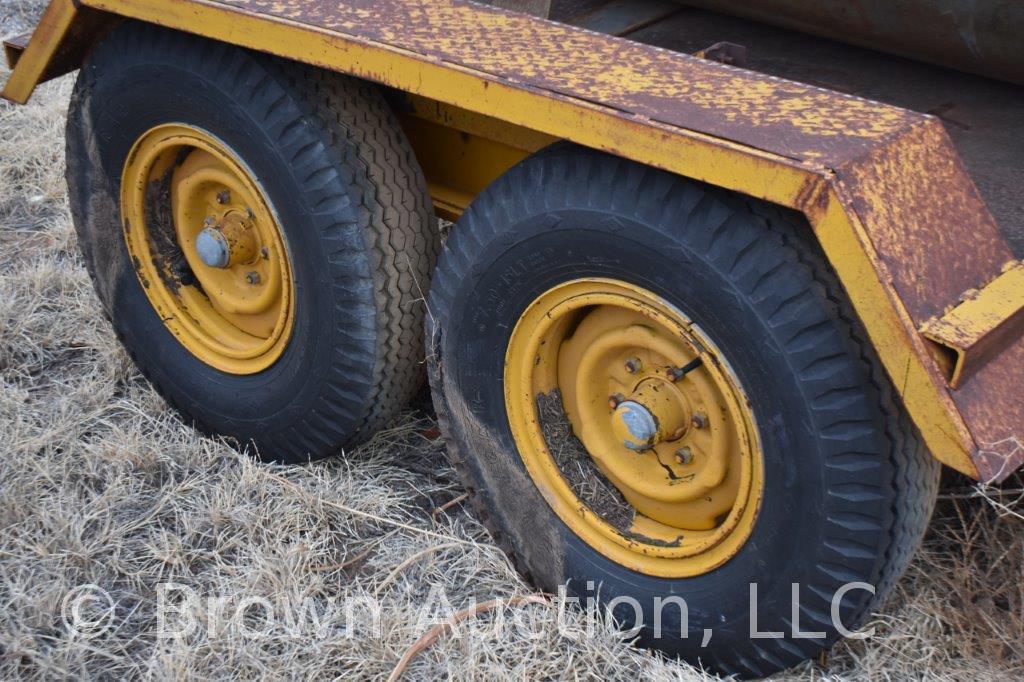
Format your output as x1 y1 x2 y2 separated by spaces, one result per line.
921 261 1024 389
5 0 1022 480
811 185 977 473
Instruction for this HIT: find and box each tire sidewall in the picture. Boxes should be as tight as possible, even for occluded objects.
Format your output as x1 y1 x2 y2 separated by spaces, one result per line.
436 205 883 660
70 30 375 450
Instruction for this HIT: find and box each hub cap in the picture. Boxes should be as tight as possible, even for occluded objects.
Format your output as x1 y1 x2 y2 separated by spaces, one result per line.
120 124 294 374
195 227 231 268
611 400 659 451
504 279 764 577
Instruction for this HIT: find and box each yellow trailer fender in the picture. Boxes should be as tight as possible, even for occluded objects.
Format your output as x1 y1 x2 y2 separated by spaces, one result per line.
4 0 1022 481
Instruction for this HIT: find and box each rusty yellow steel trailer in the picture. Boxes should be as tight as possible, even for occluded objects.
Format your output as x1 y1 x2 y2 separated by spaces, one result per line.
3 0 1023 676
6 0 1019 481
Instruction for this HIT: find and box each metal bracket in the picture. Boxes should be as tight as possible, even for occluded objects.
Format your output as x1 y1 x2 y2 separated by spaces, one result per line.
921 261 1024 389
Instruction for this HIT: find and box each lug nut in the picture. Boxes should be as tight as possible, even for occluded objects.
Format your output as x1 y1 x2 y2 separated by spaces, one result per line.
216 189 231 204
625 357 642 374
203 215 216 228
691 412 708 429
246 271 261 285
260 246 269 259
608 393 625 409
675 447 694 465
246 207 255 220
668 356 703 381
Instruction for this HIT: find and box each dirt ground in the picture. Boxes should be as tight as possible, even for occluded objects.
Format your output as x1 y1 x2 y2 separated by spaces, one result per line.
2 3 1023 679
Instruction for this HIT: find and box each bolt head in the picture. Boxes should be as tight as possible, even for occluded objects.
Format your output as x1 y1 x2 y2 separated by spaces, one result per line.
216 189 231 204
624 357 641 374
675 448 694 465
245 271 261 285
608 393 625 410
260 246 270 260
691 412 708 429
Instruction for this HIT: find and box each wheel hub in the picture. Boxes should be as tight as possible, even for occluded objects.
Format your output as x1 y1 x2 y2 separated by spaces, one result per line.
120 123 294 374
195 226 231 268
610 376 690 450
195 213 259 269
504 278 764 577
611 400 657 450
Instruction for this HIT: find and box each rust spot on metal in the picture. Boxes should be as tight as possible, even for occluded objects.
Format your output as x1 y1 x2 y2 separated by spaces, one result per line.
827 118 1023 480
793 173 830 220
217 0 920 162
836 119 1012 323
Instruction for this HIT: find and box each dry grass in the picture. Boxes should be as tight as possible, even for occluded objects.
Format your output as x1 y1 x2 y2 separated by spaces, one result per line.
1 13 1022 680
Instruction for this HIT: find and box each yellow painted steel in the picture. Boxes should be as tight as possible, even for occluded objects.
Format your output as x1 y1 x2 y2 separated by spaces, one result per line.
394 95 555 219
921 261 1024 389
807 187 976 471
121 124 294 374
0 0 77 104
505 279 763 577
1 0 996 478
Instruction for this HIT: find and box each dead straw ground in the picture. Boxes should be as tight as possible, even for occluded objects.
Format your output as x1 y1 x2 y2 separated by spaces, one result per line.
1 8 1023 679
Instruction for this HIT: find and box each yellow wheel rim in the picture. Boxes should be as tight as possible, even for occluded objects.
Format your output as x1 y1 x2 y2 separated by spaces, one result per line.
120 124 294 374
505 279 763 577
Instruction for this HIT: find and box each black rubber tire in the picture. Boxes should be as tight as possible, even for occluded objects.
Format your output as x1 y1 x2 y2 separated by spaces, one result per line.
66 23 439 462
427 144 940 678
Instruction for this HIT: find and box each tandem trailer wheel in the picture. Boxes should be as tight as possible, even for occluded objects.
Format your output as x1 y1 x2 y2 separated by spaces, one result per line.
427 143 940 678
66 23 439 462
